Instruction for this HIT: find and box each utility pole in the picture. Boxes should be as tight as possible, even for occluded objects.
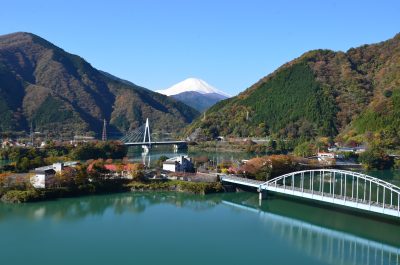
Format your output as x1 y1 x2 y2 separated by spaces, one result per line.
102 119 107 141
246 110 249 121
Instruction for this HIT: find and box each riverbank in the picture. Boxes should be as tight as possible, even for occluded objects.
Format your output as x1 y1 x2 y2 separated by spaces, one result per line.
0 179 224 203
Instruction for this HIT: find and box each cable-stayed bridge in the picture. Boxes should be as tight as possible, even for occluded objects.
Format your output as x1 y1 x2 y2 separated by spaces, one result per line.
120 118 187 152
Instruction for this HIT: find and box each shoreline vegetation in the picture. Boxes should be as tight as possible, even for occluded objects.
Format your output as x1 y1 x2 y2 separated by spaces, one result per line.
0 140 398 203
1 180 224 204
0 141 226 203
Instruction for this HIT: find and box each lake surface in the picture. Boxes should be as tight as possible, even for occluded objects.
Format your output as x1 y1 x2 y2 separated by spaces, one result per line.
0 159 9 167
1 191 399 265
127 146 253 167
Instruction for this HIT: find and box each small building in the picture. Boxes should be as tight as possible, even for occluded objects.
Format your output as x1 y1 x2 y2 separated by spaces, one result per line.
162 156 194 173
317 152 335 161
317 152 345 162
1 140 15 149
30 168 56 189
30 161 79 188
70 135 96 145
328 145 366 154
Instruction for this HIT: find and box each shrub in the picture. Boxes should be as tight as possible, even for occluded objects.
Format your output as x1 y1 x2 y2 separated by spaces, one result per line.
358 148 393 169
1 190 42 203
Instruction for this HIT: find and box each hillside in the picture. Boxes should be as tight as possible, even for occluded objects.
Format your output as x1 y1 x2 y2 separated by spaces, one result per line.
186 33 400 149
172 91 227 112
0 32 199 138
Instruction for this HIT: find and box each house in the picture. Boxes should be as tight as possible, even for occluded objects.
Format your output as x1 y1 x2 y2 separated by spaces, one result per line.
317 152 335 161
317 152 345 162
1 139 15 149
162 156 194 173
30 168 56 188
70 135 95 145
30 161 79 188
328 145 366 154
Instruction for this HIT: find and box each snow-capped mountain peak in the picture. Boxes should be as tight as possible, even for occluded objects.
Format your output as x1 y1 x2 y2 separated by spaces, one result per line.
156 78 230 97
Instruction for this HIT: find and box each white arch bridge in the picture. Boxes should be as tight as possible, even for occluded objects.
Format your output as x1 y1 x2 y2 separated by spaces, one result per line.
221 169 400 218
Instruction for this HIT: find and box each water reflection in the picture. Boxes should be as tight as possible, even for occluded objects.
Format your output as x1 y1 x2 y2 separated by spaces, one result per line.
223 199 400 265
1 190 400 265
0 192 221 222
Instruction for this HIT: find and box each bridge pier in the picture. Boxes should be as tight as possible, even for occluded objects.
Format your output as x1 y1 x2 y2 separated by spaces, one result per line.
258 188 267 205
173 143 188 152
142 145 151 153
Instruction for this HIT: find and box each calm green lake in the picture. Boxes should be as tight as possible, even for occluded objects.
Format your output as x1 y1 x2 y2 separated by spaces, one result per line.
0 190 399 265
1 151 400 264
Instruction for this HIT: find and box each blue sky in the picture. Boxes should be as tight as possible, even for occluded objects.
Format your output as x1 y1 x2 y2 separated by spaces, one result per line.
1 0 399 95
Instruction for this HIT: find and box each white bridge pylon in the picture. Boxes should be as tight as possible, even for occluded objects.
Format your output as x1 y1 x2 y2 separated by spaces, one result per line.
143 118 151 144
119 118 187 152
221 169 400 218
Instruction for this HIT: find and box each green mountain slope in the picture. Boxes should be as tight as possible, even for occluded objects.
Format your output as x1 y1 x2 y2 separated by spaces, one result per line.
187 33 400 149
0 32 199 137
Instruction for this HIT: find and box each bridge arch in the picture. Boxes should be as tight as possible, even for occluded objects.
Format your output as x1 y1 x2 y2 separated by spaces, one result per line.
261 169 400 217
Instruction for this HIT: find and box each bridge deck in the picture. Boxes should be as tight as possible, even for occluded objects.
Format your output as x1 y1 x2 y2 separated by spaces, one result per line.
220 175 264 188
124 141 187 146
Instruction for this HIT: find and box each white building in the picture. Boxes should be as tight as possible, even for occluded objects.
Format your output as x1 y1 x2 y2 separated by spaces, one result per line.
317 152 335 160
317 152 344 162
30 168 56 189
162 156 194 172
30 161 79 188
1 139 17 149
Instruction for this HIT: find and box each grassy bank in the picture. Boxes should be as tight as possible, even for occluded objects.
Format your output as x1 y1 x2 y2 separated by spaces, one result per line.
0 179 224 203
0 180 131 203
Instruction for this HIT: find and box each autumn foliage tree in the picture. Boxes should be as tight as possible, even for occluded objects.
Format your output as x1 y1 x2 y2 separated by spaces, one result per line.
241 155 300 181
127 163 145 181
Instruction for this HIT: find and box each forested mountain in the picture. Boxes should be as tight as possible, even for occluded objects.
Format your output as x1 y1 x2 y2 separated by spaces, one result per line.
0 32 199 137
186 33 400 149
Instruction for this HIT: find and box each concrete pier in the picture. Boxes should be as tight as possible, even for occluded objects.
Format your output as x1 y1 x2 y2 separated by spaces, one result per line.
142 145 151 153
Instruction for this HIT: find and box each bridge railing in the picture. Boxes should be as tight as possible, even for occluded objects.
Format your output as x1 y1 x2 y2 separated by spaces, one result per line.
262 169 400 213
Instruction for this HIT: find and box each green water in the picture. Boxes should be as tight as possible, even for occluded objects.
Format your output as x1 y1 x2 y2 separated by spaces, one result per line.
0 191 399 265
127 147 253 167
0 160 9 167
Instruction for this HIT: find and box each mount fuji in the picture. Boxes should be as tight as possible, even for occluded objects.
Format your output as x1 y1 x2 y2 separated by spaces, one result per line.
156 78 230 112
